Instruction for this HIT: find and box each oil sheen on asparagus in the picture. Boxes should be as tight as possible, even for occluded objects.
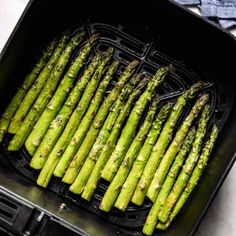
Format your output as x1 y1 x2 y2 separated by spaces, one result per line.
3 30 221 234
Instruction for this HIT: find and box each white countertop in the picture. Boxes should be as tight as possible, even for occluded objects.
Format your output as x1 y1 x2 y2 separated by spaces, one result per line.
0 0 235 235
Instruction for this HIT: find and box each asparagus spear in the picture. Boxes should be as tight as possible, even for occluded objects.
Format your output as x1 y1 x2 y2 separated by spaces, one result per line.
69 74 143 194
81 77 149 201
25 34 97 156
99 99 158 212
36 55 107 176
158 104 210 223
62 60 139 184
101 66 172 182
37 59 118 188
8 32 69 134
53 63 137 181
114 103 172 211
147 100 210 203
29 53 101 159
157 125 218 231
131 83 205 206
0 39 57 142
142 127 196 235
156 222 168 230
8 32 85 152
50 60 120 179
37 60 136 187
30 50 112 168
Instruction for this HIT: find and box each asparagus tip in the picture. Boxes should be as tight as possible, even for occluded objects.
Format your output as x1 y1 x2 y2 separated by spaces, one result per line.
89 33 100 43
200 93 210 101
152 94 160 105
187 81 204 98
103 47 114 57
210 124 219 140
165 64 174 72
136 76 150 90
44 38 57 54
73 30 86 39
129 59 140 69
62 30 71 38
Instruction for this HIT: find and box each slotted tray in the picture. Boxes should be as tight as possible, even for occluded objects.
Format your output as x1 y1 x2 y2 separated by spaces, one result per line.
1 17 234 235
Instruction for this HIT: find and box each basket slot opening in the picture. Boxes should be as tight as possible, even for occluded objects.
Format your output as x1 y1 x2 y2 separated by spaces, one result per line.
120 40 144 55
0 208 13 219
0 198 17 210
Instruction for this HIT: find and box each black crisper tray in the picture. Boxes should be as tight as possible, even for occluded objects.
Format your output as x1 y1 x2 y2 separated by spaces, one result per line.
0 0 236 236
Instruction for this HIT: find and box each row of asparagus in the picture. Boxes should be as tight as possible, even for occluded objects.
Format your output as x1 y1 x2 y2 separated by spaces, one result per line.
0 31 218 235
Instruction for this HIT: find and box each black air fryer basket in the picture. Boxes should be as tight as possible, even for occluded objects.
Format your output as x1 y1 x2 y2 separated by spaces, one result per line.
0 0 235 235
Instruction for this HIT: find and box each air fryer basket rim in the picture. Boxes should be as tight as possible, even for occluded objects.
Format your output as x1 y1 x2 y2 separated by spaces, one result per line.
0 0 33 61
0 0 236 235
1 0 236 63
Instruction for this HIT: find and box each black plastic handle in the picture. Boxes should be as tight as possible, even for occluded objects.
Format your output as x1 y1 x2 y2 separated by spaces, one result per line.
0 190 34 235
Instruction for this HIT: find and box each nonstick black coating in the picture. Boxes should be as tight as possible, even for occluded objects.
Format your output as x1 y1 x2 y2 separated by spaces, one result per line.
0 0 236 235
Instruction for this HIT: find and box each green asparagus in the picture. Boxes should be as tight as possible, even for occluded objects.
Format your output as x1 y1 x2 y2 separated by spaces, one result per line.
49 61 119 180
160 125 218 230
8 32 69 134
142 127 196 235
99 99 158 212
50 61 119 177
8 32 84 152
114 104 171 211
147 99 210 203
38 60 136 186
31 50 112 168
25 34 97 156
81 77 149 201
62 60 139 184
131 83 205 206
30 53 101 164
157 125 218 230
37 54 106 175
36 58 118 188
101 66 172 182
69 74 143 194
156 222 169 230
0 39 57 142
158 104 210 223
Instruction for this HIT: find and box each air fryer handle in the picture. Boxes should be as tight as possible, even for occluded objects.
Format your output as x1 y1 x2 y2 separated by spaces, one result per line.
0 189 34 235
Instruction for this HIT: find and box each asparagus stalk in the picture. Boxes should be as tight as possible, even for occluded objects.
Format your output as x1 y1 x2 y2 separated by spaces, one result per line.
114 103 172 211
99 99 158 212
157 125 218 230
142 127 196 235
147 98 210 203
37 60 136 187
88 75 143 161
156 222 168 230
8 32 85 152
36 59 118 188
131 83 205 206
29 53 101 160
8 32 69 134
30 50 112 168
158 104 210 223
25 34 97 156
36 55 107 176
51 60 120 179
101 66 172 182
69 74 143 194
62 60 139 184
0 39 57 142
81 77 149 201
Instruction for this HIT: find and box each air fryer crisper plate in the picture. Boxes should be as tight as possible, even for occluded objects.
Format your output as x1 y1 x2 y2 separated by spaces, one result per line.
0 17 234 235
